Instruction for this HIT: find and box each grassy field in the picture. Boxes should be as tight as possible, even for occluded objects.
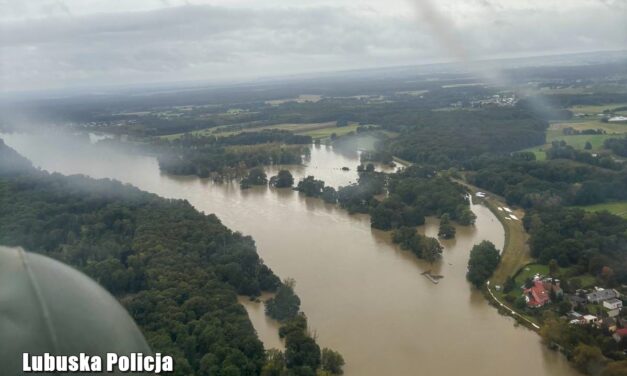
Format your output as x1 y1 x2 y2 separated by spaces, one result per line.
569 103 627 115
297 124 359 139
547 132 617 151
265 94 322 106
572 201 627 218
224 143 306 154
159 121 363 142
395 90 429 96
550 120 627 135
160 121 338 141
517 118 627 159
485 198 533 286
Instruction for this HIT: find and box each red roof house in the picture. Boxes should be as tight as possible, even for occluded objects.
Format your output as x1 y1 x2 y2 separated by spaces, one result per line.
525 280 550 308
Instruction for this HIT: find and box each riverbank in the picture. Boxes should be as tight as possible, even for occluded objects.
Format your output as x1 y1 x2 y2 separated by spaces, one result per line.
450 176 540 328
451 177 532 285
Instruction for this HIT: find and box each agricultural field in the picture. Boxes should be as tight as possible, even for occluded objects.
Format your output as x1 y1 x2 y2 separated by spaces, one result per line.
550 119 627 135
568 102 627 115
518 118 627 159
296 124 359 139
547 132 616 151
394 90 429 96
161 121 338 140
265 94 323 106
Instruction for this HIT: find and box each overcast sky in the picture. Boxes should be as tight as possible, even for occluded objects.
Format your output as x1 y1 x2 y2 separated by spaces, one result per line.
0 0 625 93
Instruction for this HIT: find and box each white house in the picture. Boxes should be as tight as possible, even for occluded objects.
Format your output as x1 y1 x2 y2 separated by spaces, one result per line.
583 315 598 325
603 298 623 310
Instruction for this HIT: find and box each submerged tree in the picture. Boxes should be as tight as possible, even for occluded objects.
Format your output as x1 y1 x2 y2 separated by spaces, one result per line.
265 278 301 321
321 186 338 204
466 241 500 288
241 167 268 188
422 237 443 264
261 349 286 376
437 214 456 239
321 348 345 375
270 170 294 188
391 226 442 263
296 176 325 197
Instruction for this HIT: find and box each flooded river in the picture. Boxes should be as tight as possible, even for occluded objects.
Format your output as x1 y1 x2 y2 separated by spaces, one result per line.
1 132 578 376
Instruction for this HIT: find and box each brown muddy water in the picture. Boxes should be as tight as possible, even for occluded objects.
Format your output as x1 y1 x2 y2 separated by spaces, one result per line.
1 132 578 376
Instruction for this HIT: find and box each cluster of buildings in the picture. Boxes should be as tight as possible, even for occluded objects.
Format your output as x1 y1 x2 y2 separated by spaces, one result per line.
470 94 518 108
75 119 139 129
565 287 626 341
521 274 626 342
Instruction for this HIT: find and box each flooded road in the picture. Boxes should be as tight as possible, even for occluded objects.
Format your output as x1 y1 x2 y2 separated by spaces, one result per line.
1 132 578 376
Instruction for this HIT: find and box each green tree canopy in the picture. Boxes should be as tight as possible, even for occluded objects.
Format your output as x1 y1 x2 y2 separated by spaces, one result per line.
271 170 295 188
466 241 501 288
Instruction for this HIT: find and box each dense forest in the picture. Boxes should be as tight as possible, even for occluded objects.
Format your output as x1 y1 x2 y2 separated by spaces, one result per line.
376 166 475 229
294 164 473 232
524 207 627 283
0 140 337 376
378 109 548 167
467 156 627 208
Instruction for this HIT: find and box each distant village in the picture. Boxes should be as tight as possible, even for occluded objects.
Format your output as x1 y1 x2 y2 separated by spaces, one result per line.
448 94 519 109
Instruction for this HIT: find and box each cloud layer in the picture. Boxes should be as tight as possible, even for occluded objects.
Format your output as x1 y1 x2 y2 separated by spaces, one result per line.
1 0 625 92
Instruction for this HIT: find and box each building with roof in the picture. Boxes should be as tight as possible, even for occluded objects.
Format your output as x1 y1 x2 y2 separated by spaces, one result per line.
587 288 620 304
603 298 623 310
567 294 587 306
583 315 598 325
523 275 564 308
525 280 550 308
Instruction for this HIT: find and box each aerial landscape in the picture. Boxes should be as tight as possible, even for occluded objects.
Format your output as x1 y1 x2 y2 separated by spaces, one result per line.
1 1 627 375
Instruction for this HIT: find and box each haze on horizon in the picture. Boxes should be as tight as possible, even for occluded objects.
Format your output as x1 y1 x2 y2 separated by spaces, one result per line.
1 0 626 94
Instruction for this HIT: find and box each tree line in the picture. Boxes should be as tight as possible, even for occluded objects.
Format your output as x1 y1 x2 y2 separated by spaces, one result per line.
155 131 310 178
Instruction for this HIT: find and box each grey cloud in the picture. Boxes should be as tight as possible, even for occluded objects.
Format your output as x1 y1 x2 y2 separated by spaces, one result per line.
596 0 627 10
0 2 625 92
